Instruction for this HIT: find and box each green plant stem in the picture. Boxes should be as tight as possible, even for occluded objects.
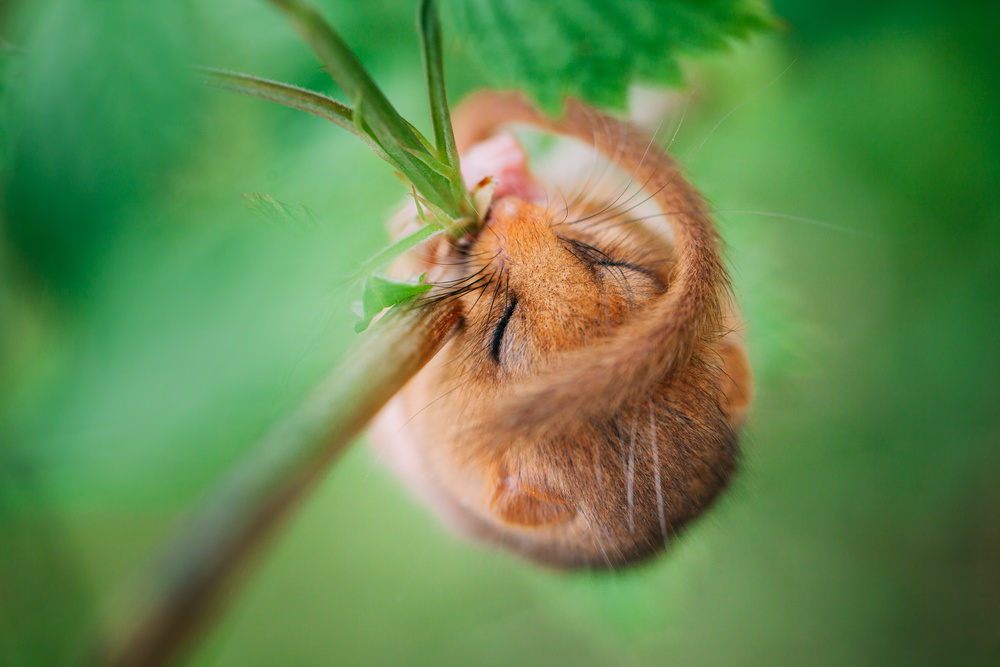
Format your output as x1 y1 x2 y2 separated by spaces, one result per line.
418 0 469 217
360 218 446 273
197 67 392 164
266 0 464 220
94 300 459 667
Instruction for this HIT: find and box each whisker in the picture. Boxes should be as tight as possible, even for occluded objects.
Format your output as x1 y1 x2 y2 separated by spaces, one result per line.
575 503 618 570
686 59 797 165
627 414 637 537
718 209 886 239
649 398 668 550
565 63 797 235
481 266 506 342
592 207 883 240
665 86 697 153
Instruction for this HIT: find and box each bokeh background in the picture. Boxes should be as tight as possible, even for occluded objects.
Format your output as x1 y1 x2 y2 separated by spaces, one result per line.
1 0 997 665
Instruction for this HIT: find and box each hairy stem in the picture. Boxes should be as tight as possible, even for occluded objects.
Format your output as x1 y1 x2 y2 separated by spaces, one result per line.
418 0 468 216
93 300 459 667
266 0 463 219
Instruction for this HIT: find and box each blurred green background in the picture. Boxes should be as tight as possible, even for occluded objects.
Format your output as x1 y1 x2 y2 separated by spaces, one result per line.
1 0 997 665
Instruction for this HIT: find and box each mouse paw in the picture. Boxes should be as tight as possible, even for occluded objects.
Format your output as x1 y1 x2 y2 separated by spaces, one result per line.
461 133 546 204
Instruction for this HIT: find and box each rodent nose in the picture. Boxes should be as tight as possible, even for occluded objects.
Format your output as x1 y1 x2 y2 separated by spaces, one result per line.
488 198 524 234
479 197 559 264
487 197 543 237
482 198 546 259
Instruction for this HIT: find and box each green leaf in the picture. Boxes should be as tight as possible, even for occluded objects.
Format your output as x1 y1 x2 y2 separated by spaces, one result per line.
242 193 319 228
197 68 397 166
354 275 433 332
400 141 458 181
439 0 776 113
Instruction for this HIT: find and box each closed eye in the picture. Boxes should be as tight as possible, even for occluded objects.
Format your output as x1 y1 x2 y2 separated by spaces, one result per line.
593 258 661 283
560 237 662 286
490 296 518 363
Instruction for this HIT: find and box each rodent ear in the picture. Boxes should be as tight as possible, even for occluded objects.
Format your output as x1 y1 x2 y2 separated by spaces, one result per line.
718 339 753 427
488 462 574 528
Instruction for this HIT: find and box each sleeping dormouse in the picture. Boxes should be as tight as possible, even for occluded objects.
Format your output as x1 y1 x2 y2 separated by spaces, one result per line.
372 92 752 569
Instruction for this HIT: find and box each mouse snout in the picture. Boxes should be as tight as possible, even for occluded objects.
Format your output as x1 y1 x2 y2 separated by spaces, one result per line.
478 197 551 257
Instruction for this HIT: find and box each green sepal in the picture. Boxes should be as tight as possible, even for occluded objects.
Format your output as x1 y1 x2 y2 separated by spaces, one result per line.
354 274 434 332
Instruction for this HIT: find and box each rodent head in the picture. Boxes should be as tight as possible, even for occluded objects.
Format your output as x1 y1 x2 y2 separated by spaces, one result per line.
453 196 670 380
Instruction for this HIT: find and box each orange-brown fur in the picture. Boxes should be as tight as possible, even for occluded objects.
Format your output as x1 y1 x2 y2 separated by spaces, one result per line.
372 92 752 568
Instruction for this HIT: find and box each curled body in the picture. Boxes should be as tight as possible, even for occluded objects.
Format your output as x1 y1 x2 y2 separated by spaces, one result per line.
371 92 752 569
